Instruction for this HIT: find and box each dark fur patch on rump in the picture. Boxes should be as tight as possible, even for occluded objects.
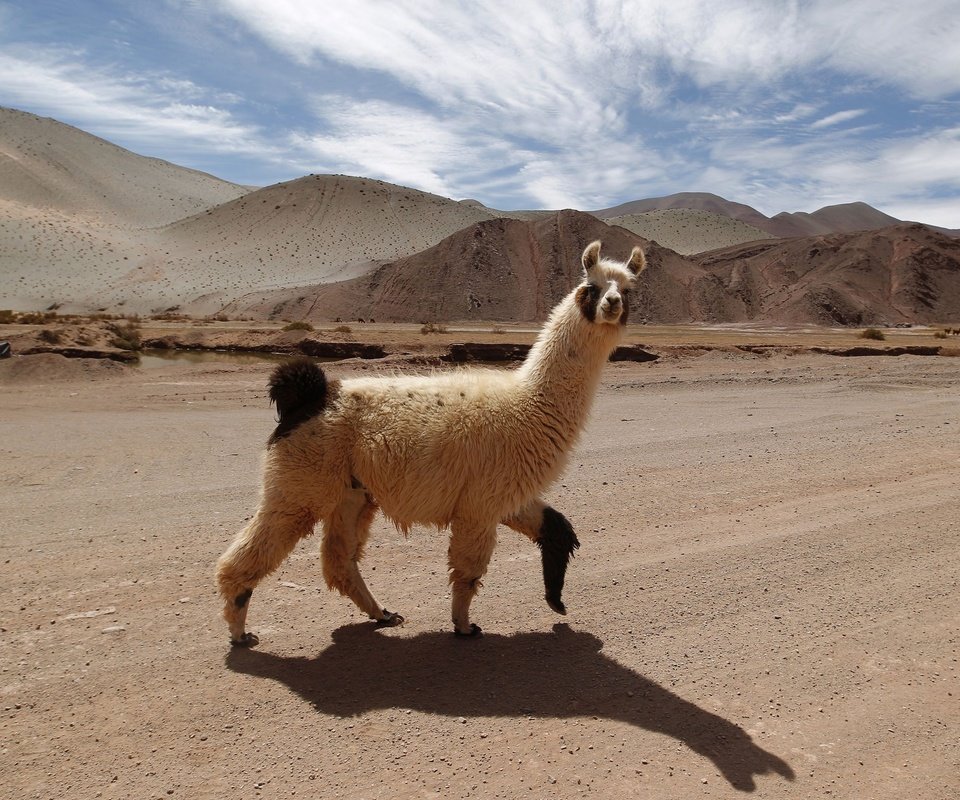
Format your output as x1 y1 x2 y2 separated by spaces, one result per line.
537 506 581 613
575 284 600 323
267 357 331 445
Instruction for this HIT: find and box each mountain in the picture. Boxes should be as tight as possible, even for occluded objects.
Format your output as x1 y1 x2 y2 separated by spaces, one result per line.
694 224 960 325
222 210 747 324
768 202 903 238
157 174 496 314
1 107 957 323
0 106 247 226
593 192 773 231
604 209 774 254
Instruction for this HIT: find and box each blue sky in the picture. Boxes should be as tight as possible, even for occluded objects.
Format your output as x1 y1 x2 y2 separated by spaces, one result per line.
1 0 959 226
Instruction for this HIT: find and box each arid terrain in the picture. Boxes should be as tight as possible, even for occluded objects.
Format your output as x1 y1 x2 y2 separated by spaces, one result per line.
2 341 958 800
2 102 959 799
3 107 959 327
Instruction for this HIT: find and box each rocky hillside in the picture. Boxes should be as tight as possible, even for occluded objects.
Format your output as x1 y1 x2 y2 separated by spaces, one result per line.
694 224 960 325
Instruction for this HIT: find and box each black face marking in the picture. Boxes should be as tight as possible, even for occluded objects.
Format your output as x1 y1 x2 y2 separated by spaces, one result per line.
620 288 630 326
234 588 252 609
536 506 581 614
575 284 600 323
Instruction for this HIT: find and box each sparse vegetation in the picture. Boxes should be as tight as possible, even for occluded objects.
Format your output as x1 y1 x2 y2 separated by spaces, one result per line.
107 321 142 351
332 324 352 333
15 311 59 324
151 311 190 321
38 328 64 344
420 322 449 334
934 329 948 339
283 321 314 332
860 327 886 341
0 310 15 324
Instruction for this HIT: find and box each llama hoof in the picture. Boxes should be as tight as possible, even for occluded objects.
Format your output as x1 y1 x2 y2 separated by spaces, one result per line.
545 594 567 615
375 610 404 627
230 632 259 648
454 623 482 638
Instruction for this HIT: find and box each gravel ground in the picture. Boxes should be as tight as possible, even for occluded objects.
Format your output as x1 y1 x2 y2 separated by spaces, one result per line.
1 351 957 799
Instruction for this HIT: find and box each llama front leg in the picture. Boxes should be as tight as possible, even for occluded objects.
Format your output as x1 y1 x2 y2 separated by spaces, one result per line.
216 500 317 647
321 487 403 627
502 499 580 614
448 521 498 636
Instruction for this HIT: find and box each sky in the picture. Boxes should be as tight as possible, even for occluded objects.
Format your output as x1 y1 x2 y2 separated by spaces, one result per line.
1 0 959 226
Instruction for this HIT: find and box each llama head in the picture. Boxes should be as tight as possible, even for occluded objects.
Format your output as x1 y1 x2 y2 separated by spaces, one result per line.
576 240 646 326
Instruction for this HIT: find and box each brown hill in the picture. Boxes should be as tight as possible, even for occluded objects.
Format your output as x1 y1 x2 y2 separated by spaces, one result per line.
224 210 747 324
695 224 960 325
0 106 247 226
156 174 496 315
594 192 772 231
605 209 774 254
768 202 903 238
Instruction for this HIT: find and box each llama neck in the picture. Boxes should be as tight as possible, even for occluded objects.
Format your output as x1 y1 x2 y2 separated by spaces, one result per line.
518 293 622 421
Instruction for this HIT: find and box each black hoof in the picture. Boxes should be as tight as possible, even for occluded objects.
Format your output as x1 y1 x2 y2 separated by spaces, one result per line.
545 594 567 615
230 632 259 648
454 623 482 638
375 609 405 627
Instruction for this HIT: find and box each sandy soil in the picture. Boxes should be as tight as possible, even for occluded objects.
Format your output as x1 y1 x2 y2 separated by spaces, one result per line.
1 350 958 799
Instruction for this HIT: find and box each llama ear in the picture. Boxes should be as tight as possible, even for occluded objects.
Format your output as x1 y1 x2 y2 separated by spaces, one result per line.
627 246 647 276
581 241 601 275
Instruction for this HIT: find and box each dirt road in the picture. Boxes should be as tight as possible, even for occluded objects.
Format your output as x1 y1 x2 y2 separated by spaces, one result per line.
2 352 957 799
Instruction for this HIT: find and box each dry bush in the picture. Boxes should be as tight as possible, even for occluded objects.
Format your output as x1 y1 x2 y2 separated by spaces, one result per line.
38 328 63 344
283 321 314 332
933 329 948 339
420 322 448 334
107 321 142 351
860 327 886 341
332 324 352 334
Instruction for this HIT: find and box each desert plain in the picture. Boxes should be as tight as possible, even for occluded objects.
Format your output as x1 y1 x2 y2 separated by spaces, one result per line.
2 105 960 799
1 333 958 800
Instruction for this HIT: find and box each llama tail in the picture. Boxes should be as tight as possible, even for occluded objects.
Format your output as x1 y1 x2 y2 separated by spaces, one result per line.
267 357 329 444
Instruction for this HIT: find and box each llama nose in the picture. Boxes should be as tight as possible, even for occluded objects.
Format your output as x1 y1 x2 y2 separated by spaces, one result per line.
605 296 621 310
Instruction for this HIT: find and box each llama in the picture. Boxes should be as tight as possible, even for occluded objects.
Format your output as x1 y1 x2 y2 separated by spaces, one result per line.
216 240 646 645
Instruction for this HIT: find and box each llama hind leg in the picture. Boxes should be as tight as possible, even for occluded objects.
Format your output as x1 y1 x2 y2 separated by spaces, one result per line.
321 488 402 626
448 521 498 636
216 500 317 646
502 499 580 614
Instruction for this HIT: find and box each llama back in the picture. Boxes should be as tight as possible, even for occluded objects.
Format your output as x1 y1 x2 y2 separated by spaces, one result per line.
336 369 570 526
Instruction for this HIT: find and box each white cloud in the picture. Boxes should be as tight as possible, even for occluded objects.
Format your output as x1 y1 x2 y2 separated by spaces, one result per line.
214 0 960 102
811 109 868 129
0 49 269 158
882 198 960 230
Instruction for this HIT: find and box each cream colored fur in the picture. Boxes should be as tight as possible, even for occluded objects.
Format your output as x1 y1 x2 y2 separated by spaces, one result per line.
217 240 646 642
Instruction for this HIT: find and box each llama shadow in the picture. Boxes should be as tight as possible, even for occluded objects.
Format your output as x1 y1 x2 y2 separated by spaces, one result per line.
226 623 794 792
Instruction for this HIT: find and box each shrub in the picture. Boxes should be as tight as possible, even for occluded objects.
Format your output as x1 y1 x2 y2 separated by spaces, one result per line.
420 322 449 334
860 327 885 341
38 328 63 344
333 324 352 333
283 321 315 332
0 310 15 324
933 329 948 339
18 311 58 325
107 321 142 351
